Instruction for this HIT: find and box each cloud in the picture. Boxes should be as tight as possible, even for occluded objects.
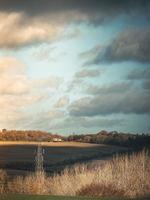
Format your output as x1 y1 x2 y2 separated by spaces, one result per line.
61 28 82 41
69 88 150 116
143 80 150 89
55 96 70 108
79 45 102 66
105 29 150 62
0 57 61 95
0 93 48 129
0 0 149 21
127 68 150 80
32 45 56 61
82 28 150 65
0 76 30 95
0 56 63 129
32 76 62 90
50 116 124 130
0 57 25 75
0 57 30 95
67 69 101 92
86 82 132 95
75 69 101 78
0 0 149 48
0 12 63 48
25 109 65 130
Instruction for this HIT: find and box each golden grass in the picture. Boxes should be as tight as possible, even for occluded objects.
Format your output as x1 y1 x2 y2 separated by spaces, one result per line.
1 150 150 198
0 170 7 194
46 150 150 198
7 171 48 195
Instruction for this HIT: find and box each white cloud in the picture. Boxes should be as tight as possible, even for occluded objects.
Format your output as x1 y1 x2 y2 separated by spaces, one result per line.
0 57 29 95
0 57 25 75
55 96 70 108
0 9 94 49
0 56 63 129
0 12 64 48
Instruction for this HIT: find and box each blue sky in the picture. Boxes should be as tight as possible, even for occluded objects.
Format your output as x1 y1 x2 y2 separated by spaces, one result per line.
0 0 150 135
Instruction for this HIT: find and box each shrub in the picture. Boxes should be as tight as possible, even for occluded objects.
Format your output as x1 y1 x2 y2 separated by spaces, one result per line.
77 183 126 197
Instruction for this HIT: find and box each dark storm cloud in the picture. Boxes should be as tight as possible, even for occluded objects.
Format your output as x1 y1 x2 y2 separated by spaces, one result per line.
0 0 149 22
0 0 150 49
104 29 150 62
69 89 150 116
82 28 150 65
143 80 150 89
86 82 132 95
127 68 150 80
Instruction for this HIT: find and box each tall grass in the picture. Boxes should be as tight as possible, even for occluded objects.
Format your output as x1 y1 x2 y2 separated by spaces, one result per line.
48 150 150 198
0 170 7 194
7 171 48 195
1 150 150 198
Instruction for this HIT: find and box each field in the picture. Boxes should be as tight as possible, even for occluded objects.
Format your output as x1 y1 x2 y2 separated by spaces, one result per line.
0 142 149 199
0 141 126 176
0 147 149 199
0 194 142 200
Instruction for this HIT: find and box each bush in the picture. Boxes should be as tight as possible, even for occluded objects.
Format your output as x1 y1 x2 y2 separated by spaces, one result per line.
77 183 125 197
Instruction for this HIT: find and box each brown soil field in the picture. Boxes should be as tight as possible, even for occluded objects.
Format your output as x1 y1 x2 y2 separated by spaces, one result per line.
0 141 127 177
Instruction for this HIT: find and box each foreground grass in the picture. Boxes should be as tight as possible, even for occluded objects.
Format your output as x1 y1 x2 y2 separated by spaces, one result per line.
0 150 150 199
0 195 141 200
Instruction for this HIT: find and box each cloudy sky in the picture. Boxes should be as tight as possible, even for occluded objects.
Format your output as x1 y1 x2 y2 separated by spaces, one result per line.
0 0 150 134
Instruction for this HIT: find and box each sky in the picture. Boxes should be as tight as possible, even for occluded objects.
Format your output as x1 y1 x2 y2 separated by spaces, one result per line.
0 0 150 135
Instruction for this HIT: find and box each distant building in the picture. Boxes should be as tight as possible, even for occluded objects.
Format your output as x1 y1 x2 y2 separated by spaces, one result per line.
53 138 62 142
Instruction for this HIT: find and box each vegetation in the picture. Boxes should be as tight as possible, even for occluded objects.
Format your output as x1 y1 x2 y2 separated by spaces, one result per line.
68 130 150 148
0 129 63 142
0 129 149 149
0 170 8 194
0 150 149 199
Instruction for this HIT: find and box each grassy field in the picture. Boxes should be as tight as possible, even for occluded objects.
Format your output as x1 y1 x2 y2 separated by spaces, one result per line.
0 141 126 176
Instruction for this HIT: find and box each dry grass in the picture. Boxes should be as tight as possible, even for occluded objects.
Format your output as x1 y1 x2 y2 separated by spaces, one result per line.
1 150 150 198
77 183 126 197
0 169 8 194
47 150 150 198
7 171 48 195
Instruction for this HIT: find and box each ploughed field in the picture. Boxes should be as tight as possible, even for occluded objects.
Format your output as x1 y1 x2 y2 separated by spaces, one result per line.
0 141 127 177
